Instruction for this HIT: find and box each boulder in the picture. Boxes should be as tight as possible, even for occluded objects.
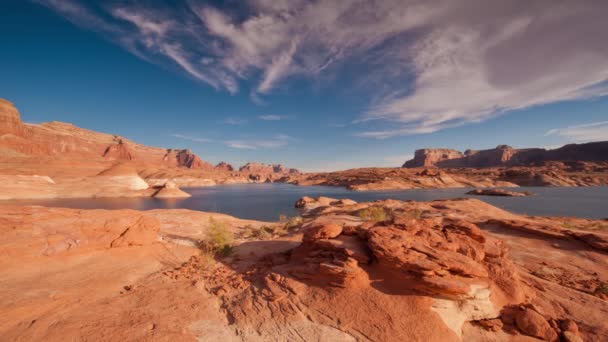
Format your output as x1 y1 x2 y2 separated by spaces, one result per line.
303 223 343 241
514 308 559 342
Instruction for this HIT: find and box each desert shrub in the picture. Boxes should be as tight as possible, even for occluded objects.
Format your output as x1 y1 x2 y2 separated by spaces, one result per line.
199 217 233 257
239 216 303 240
284 215 303 230
595 282 608 295
240 224 272 239
357 206 393 222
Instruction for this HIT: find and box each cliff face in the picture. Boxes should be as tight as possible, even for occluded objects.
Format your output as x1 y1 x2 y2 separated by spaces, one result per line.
0 99 24 137
0 98 211 169
403 149 463 167
403 143 608 168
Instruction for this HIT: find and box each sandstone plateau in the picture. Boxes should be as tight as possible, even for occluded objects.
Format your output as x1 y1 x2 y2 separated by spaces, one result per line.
403 143 608 168
1 198 606 341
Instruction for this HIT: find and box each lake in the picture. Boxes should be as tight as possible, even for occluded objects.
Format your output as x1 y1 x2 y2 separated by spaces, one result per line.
3 184 608 221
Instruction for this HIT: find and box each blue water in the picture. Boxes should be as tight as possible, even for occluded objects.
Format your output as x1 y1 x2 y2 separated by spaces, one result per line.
3 184 607 221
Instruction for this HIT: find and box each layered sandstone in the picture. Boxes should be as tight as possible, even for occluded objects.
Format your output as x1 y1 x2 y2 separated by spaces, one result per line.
404 148 464 167
403 142 608 168
0 99 24 137
0 98 212 168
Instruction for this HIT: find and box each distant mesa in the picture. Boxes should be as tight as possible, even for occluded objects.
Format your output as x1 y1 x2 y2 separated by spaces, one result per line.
239 162 300 175
403 142 608 168
215 161 234 172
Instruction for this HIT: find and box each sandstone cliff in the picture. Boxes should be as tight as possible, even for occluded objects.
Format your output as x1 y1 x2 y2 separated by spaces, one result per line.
0 98 211 169
404 142 608 168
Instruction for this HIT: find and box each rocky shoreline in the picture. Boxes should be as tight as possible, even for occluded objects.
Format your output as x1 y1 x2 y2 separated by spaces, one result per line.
282 165 608 191
1 197 606 340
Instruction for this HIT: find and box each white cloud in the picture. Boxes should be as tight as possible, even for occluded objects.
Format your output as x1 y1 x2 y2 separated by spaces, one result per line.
257 114 287 121
170 134 212 143
38 0 608 137
545 121 608 142
225 134 291 149
220 118 248 125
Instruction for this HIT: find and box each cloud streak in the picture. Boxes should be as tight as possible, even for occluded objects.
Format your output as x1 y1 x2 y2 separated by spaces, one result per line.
170 134 213 143
220 118 248 125
37 0 608 137
545 121 608 142
258 114 287 121
225 134 292 150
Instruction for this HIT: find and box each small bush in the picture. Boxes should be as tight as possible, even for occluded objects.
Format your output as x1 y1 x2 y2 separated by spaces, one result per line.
284 215 303 230
595 283 608 295
357 206 393 222
239 216 303 240
199 217 233 257
240 224 272 239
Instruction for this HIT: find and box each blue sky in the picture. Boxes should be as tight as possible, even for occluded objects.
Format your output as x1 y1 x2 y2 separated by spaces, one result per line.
1 0 607 171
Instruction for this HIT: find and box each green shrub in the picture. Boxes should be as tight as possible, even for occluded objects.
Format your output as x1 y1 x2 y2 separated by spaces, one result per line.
199 217 233 257
357 206 393 222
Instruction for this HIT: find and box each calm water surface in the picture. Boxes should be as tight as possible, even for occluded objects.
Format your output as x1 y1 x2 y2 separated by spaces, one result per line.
4 184 608 221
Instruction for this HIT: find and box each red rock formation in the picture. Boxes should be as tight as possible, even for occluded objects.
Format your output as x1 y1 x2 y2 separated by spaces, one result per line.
404 142 608 168
0 98 214 169
215 161 234 172
239 162 299 175
0 99 24 136
403 148 463 167
163 149 214 169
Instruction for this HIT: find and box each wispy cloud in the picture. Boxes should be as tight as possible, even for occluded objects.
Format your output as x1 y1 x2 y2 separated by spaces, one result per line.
38 0 608 137
225 134 291 150
257 114 288 121
545 121 608 142
170 134 212 143
220 118 248 125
